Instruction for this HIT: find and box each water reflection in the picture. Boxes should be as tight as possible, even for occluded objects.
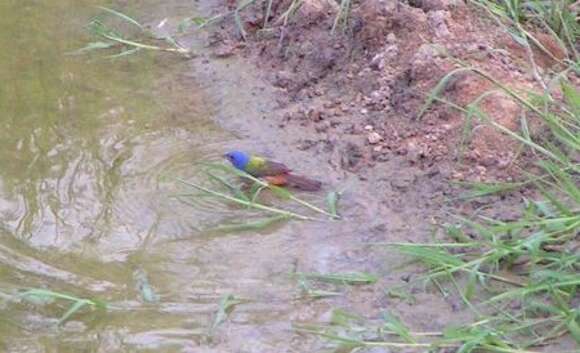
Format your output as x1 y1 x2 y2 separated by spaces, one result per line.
0 0 226 253
0 2 232 348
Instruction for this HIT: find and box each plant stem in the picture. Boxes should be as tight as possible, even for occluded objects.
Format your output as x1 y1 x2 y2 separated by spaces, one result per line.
223 166 340 219
290 195 339 219
176 178 316 221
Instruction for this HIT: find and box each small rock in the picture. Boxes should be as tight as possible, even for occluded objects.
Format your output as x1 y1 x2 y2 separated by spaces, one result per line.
308 109 323 122
428 11 451 38
406 141 423 161
400 274 411 282
475 165 487 174
452 171 464 180
370 53 385 71
481 154 496 167
213 44 236 58
383 44 399 58
367 131 383 144
322 101 335 109
272 71 295 88
497 157 511 169
364 125 374 131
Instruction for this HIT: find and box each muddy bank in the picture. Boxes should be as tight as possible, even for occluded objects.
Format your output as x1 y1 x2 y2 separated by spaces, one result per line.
203 0 576 184
176 0 578 351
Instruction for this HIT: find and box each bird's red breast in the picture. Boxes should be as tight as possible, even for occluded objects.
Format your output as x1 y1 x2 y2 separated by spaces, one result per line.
263 175 288 186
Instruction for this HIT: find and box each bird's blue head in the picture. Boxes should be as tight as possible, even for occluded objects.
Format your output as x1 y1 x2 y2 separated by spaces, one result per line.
224 151 250 170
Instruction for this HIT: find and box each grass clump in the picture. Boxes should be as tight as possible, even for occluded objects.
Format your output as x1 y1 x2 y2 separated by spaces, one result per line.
72 6 191 58
384 39 578 350
180 0 356 37
385 38 578 347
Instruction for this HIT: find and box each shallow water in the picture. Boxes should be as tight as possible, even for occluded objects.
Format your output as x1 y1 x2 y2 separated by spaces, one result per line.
0 1 425 352
0 1 235 351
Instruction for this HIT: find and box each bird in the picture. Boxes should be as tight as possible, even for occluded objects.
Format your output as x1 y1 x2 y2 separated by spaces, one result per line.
224 151 322 191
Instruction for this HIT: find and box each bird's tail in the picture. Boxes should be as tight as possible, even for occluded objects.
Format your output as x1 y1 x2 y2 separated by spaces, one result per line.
285 173 322 191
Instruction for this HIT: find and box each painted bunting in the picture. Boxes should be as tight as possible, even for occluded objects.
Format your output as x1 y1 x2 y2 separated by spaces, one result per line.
224 151 322 191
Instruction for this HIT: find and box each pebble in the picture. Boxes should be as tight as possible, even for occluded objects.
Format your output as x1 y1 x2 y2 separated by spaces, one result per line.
367 131 383 144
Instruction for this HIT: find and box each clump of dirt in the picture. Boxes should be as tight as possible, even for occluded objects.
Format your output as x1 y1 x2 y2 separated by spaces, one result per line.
205 0 569 183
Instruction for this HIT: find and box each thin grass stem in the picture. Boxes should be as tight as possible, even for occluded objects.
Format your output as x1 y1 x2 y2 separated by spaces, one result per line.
176 178 317 221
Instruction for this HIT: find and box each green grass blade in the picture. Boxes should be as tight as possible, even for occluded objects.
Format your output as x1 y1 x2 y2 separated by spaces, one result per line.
206 215 288 234
326 191 341 217
96 6 144 30
211 294 243 331
134 268 159 303
58 300 88 325
394 245 465 268
106 47 141 59
565 313 580 344
67 41 116 55
19 289 89 304
561 81 580 116
176 178 316 221
297 272 378 285
206 172 250 202
418 67 474 119
382 311 416 343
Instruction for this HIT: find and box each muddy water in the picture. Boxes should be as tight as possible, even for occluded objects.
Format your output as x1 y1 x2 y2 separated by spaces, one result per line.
0 1 455 352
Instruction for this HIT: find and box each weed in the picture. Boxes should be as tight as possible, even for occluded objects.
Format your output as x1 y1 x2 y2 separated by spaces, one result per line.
388 38 579 350
133 268 159 304
72 6 190 58
332 0 352 34
17 288 106 326
209 294 243 335
205 215 288 234
295 271 378 285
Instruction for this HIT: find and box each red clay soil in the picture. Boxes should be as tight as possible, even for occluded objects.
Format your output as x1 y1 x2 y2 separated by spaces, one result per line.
205 0 574 183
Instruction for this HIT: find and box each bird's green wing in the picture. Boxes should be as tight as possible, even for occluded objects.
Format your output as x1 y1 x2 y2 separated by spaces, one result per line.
245 156 291 177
